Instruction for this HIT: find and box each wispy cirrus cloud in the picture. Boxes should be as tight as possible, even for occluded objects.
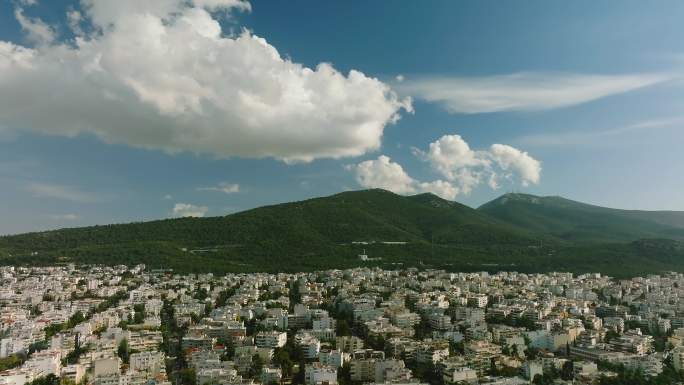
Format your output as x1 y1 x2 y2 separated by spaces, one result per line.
515 117 684 148
26 182 99 203
197 182 240 194
14 7 55 45
398 72 670 114
49 213 79 221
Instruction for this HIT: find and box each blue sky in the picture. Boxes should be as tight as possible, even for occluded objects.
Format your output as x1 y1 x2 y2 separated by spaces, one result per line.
1 0 683 234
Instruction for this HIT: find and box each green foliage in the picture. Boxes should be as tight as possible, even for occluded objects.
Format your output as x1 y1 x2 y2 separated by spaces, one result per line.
132 304 145 324
177 368 196 385
0 354 25 371
65 343 89 365
28 340 49 354
3 189 684 277
413 317 431 340
193 289 208 301
44 311 86 339
25 375 60 385
479 193 684 243
273 348 294 378
336 320 352 337
69 311 85 327
275 339 305 382
248 354 264 379
488 313 538 331
117 339 130 364
409 361 442 385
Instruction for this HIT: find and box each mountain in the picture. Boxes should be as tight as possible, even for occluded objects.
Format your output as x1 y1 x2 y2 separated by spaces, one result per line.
0 190 542 274
478 193 684 243
1 189 684 277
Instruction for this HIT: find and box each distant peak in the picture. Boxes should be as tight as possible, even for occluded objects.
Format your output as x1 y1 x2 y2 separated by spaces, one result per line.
334 188 395 196
407 192 457 209
479 192 586 212
497 193 542 204
411 192 444 200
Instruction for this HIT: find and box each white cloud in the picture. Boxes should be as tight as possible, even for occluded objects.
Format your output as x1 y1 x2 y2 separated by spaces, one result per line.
413 134 489 194
416 134 542 192
0 0 411 163
354 135 542 199
49 213 79 221
353 155 458 200
197 182 240 194
354 155 417 195
416 180 459 201
172 203 208 217
163 194 173 200
14 7 56 45
515 118 684 148
399 72 669 114
66 10 84 37
489 144 541 186
192 0 251 11
26 182 99 203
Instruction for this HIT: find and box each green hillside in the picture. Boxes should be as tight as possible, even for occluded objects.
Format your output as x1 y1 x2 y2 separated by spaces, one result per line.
1 189 684 277
0 190 543 273
478 193 684 243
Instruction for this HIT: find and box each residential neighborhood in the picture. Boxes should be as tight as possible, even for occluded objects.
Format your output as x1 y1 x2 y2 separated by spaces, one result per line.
1 265 684 385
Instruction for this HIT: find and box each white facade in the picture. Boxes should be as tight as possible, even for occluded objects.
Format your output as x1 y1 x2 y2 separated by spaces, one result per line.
305 363 337 385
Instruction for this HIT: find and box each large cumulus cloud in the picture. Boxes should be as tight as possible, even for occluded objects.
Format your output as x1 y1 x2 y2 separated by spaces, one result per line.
0 0 411 163
416 135 541 191
353 155 459 200
352 134 541 200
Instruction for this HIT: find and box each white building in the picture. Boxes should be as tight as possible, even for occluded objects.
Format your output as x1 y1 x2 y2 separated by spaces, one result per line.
255 331 287 348
129 351 164 375
305 363 337 385
318 350 350 368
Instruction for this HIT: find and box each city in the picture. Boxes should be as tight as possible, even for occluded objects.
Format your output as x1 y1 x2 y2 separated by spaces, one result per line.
1 2 684 385
2 265 684 385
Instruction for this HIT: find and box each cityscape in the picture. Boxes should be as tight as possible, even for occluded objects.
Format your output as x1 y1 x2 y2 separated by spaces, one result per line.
2 1 684 385
2 265 684 385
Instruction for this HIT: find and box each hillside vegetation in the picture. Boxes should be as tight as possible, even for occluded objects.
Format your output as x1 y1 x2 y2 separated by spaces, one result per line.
2 189 684 277
478 193 684 243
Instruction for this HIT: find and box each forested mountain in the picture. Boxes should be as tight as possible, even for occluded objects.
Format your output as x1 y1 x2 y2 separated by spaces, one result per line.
478 193 684 243
2 189 684 277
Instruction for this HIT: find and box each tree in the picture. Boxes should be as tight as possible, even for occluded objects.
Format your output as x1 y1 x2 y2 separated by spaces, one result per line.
337 320 352 336
68 311 86 327
133 305 145 324
511 344 519 357
249 354 264 378
337 363 352 385
0 354 25 371
274 348 294 378
532 374 543 385
178 368 196 385
561 361 574 381
117 338 130 364
26 374 60 385
28 340 49 354
605 330 620 343
449 341 464 356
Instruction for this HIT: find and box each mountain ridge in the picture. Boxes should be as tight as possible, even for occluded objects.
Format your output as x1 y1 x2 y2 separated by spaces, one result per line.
478 192 684 243
2 189 684 277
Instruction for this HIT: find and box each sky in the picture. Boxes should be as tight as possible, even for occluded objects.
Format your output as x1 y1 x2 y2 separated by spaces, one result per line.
1 0 684 234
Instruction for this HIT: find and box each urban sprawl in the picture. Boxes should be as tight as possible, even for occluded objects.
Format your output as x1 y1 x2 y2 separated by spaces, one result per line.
1 265 684 385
